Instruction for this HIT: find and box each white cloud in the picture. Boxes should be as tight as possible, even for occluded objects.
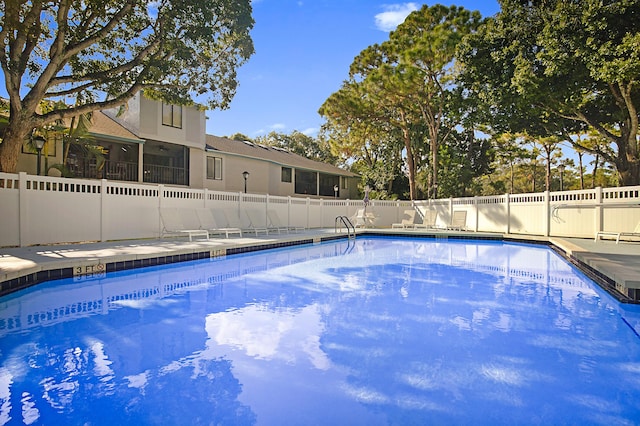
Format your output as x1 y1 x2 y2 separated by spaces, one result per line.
251 123 285 136
300 127 317 136
374 3 419 32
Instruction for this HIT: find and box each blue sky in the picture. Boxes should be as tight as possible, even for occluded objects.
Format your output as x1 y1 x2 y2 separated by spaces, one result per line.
207 1 501 138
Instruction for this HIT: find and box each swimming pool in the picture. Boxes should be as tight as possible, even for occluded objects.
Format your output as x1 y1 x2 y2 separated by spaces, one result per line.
1 237 639 425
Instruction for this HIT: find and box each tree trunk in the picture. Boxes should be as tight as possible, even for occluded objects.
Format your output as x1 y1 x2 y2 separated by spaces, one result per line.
531 162 537 192
431 137 438 199
509 162 514 193
616 153 639 186
0 123 31 173
544 147 551 191
401 125 417 200
578 152 584 190
617 164 640 186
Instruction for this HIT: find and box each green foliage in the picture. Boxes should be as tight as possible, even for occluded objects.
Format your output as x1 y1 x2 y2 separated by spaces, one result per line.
458 0 640 185
255 131 339 165
0 0 254 172
320 4 481 200
437 131 493 197
228 133 253 142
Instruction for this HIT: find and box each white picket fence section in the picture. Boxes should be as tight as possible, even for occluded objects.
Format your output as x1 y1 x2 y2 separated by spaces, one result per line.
1 172 639 247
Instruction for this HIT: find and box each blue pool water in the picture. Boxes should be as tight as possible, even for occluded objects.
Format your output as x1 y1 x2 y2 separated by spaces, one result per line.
1 237 640 425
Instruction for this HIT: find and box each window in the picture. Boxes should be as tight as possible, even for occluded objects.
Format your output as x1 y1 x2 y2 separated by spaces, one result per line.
295 170 317 195
207 157 222 180
342 177 348 189
319 174 339 197
281 167 292 183
162 103 182 128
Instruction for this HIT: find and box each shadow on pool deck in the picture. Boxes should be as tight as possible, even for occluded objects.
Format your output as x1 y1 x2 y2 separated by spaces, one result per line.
1 228 639 302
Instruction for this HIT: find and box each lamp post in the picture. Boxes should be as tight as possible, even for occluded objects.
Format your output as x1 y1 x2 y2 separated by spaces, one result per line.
333 184 339 198
32 135 46 176
557 164 565 191
242 171 249 193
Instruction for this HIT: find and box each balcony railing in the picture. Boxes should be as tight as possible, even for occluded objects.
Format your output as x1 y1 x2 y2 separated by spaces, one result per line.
68 158 187 186
143 164 188 186
68 159 138 182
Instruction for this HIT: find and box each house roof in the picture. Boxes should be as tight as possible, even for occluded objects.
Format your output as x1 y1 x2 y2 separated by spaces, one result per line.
0 99 142 144
206 135 358 177
88 112 144 144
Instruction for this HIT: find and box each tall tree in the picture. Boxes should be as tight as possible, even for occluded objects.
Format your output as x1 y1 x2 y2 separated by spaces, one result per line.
458 0 640 185
389 5 481 198
0 0 254 172
536 136 563 192
319 78 406 197
492 132 529 193
437 129 493 197
320 4 481 200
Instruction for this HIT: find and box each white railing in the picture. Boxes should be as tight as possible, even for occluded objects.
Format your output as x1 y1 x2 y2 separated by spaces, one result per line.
1 171 639 247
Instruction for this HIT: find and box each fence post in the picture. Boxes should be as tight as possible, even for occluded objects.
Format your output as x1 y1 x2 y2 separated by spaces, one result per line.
157 184 165 238
505 193 511 234
100 179 108 242
595 186 603 235
238 192 245 227
18 172 28 247
544 190 550 237
474 196 479 232
266 193 270 220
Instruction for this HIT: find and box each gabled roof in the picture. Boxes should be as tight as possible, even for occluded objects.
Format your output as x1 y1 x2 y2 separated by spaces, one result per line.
0 99 142 144
206 135 358 177
88 112 143 144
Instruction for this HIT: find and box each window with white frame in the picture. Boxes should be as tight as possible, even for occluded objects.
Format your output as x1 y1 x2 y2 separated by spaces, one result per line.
207 156 222 180
162 103 182 128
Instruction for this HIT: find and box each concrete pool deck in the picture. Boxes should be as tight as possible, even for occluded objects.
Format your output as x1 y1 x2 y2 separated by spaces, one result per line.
1 228 639 302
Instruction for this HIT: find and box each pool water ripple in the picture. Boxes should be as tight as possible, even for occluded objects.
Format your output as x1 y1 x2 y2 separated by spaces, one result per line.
0 237 639 425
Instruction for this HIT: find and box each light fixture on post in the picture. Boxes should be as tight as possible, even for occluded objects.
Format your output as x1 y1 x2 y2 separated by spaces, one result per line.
557 163 565 191
333 184 339 198
32 134 46 176
242 171 249 193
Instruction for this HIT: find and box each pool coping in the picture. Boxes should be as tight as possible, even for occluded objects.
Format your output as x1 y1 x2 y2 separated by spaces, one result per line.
1 229 638 304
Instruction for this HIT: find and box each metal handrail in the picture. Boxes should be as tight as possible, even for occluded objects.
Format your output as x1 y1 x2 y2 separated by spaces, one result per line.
335 216 356 240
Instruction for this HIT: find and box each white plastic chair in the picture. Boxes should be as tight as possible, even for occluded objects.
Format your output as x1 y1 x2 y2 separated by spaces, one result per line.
392 209 417 229
244 209 270 235
160 208 209 241
267 209 305 233
413 210 439 230
196 208 242 238
596 221 640 243
448 211 467 231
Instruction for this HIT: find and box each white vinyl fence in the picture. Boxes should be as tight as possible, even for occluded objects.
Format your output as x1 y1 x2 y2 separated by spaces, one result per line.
1 172 639 247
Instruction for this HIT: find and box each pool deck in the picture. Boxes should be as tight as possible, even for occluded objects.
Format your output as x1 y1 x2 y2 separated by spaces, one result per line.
1 228 639 302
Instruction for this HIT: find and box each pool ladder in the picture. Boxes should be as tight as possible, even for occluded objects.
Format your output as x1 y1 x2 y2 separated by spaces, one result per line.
335 216 356 240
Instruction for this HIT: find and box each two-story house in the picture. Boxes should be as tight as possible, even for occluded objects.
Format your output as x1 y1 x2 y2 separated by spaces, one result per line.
9 92 360 198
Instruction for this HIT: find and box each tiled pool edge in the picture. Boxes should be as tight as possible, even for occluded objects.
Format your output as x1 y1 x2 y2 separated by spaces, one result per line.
1 231 637 304
0 236 333 297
